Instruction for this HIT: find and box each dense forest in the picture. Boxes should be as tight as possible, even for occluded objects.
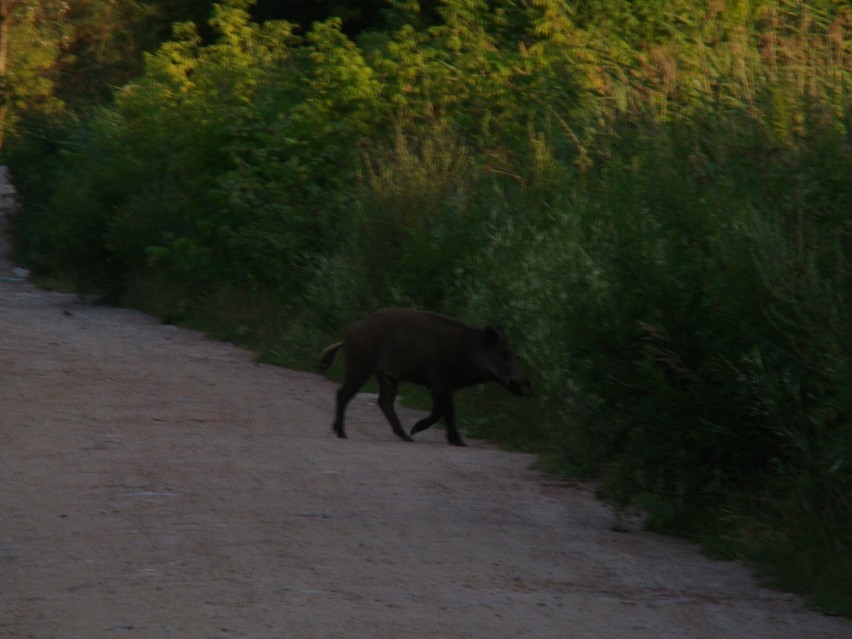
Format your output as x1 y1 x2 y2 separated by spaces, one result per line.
2 0 850 615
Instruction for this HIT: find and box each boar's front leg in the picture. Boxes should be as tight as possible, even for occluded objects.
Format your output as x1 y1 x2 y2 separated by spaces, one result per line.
412 387 465 446
409 403 443 438
440 393 466 446
377 374 415 442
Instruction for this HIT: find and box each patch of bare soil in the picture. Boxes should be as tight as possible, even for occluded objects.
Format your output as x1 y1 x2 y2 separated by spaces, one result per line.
2 168 850 638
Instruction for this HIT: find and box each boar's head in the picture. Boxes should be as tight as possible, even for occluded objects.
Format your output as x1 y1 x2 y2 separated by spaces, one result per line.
481 326 533 396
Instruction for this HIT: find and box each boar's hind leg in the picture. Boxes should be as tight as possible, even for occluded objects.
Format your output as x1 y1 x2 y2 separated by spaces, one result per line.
333 372 370 439
377 374 414 442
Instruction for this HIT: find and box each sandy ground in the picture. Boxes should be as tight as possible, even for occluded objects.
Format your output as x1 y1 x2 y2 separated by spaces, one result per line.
2 168 851 639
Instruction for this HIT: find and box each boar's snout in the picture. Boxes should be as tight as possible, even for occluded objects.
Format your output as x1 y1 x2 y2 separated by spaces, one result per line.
482 325 533 397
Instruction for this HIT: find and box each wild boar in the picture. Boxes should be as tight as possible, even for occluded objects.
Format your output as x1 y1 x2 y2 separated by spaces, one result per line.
319 308 532 446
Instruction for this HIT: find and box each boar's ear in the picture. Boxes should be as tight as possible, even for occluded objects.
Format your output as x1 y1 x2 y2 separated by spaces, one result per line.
483 325 506 346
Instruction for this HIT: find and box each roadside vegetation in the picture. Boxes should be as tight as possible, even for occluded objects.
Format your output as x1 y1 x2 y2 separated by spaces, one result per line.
2 0 850 615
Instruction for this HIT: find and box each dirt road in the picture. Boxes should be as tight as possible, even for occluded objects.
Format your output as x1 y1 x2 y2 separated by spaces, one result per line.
2 171 850 638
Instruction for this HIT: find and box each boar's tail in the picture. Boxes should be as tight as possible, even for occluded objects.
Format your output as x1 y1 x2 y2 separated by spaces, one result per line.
319 341 345 372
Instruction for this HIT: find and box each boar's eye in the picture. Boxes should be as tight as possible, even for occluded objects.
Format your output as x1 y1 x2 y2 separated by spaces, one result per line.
483 326 501 346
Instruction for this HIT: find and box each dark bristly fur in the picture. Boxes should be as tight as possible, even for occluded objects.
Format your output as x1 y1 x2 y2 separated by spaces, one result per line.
319 308 532 446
